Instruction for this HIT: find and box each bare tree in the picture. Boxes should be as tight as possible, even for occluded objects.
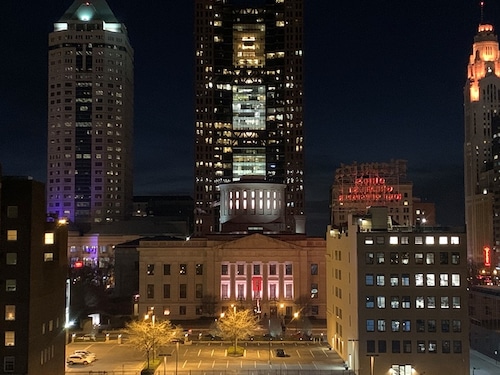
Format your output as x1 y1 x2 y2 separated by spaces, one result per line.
126 319 182 369
216 308 259 355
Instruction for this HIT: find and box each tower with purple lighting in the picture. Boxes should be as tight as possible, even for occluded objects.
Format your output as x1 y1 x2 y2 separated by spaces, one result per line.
47 0 134 227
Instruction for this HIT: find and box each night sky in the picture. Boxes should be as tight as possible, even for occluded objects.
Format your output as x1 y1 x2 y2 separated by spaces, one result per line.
0 0 496 236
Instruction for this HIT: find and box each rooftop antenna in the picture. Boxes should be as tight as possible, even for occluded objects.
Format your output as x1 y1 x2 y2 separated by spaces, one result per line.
480 1 485 23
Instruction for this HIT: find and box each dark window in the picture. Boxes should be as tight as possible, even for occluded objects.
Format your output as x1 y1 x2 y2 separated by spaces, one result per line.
403 340 412 353
440 252 449 265
365 252 374 264
442 340 451 353
237 264 245 275
163 264 171 275
179 306 186 315
453 340 462 353
427 319 436 332
195 306 203 315
417 319 425 332
415 253 424 264
285 264 292 275
221 264 228 275
180 284 187 298
196 264 203 275
147 284 154 299
390 252 399 264
311 263 318 275
451 252 460 265
367 340 376 353
196 284 203 298
163 284 170 298
378 340 387 353
269 264 277 275
441 320 450 332
452 320 461 332
254 264 261 275
366 319 375 332
392 340 400 353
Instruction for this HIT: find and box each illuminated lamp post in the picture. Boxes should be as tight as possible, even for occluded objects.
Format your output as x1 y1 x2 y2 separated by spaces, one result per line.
293 312 299 332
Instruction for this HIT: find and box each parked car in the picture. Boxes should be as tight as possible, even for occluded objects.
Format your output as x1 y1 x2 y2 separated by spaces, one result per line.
66 354 90 365
275 348 290 357
75 333 96 341
74 350 96 362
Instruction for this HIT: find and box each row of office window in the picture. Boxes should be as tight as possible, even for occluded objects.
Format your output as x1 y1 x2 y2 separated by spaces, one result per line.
146 284 204 299
366 339 462 354
365 273 461 287
221 263 294 276
364 235 460 245
147 263 203 276
366 318 462 333
366 295 461 309
365 251 460 265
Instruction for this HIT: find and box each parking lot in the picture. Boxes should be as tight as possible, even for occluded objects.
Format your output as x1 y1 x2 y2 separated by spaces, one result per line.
65 340 345 374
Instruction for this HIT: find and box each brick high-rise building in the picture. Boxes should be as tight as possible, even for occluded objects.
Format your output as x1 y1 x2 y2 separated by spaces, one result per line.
193 0 305 235
47 0 134 226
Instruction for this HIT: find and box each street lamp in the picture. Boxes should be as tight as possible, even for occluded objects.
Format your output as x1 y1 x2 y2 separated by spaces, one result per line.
158 353 171 375
175 341 179 375
293 312 299 332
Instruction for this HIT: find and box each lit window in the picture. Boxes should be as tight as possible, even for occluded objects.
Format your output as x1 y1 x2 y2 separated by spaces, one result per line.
414 236 423 245
441 296 449 308
426 253 435 264
4 331 15 346
377 320 386 332
451 274 460 286
377 296 385 308
415 296 424 308
425 236 435 245
5 306 15 321
401 236 409 244
439 236 448 245
426 274 435 286
450 236 460 244
365 237 374 245
452 296 461 309
440 274 449 286
7 230 17 241
415 274 424 286
44 232 54 245
376 275 385 286
44 253 54 262
389 236 398 245
427 296 436 308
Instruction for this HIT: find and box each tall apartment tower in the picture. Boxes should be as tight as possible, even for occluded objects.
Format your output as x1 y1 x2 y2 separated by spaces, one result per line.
0 175 68 375
193 0 305 236
464 17 500 268
47 0 134 227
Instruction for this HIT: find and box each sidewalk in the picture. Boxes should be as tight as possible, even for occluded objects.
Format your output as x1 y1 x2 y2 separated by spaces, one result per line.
470 349 500 374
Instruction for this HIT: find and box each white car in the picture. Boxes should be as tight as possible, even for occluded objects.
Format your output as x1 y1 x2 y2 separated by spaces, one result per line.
74 350 96 361
66 354 90 365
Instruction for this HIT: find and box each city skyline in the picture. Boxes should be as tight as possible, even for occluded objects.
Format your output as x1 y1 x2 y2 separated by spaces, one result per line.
1 0 495 235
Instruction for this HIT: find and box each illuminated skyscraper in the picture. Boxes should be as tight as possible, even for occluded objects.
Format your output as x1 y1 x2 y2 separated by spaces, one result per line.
464 18 500 267
47 0 134 226
194 0 305 235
